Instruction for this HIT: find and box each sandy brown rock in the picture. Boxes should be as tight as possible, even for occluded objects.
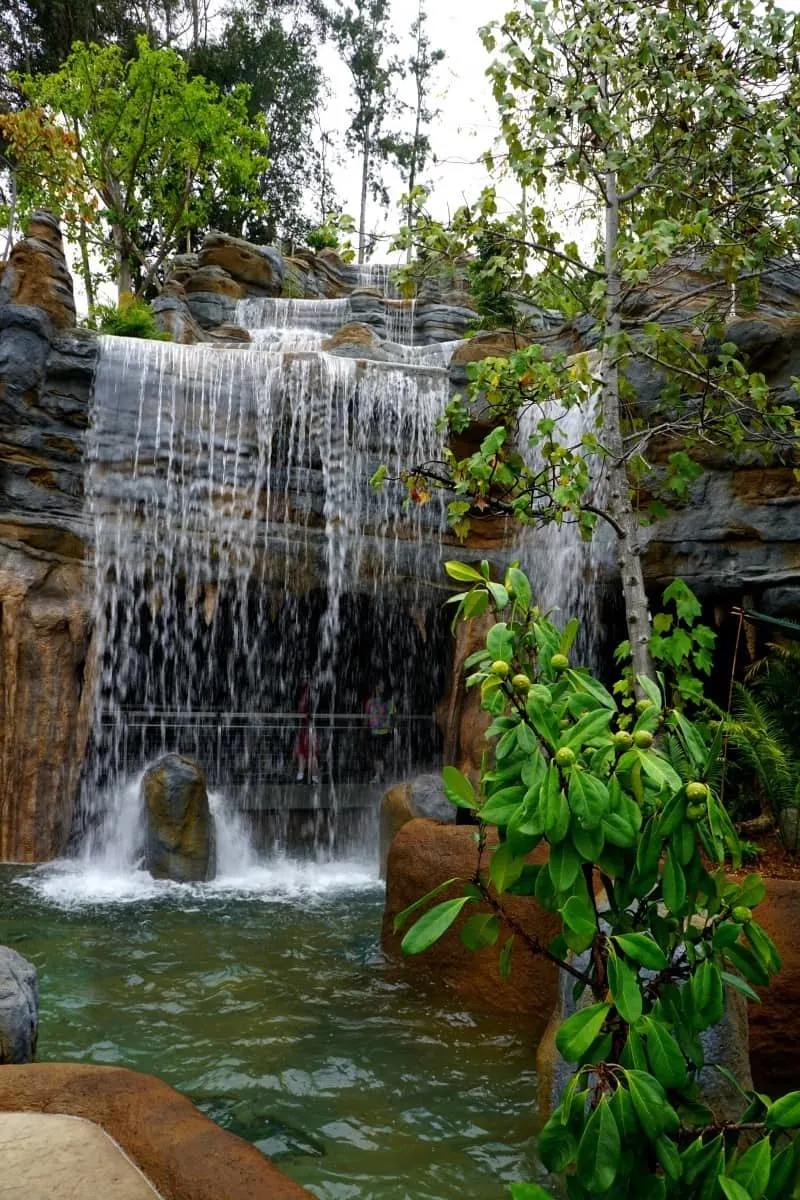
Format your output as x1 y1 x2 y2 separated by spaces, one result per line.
322 322 381 350
0 1063 314 1200
143 754 215 882
0 545 92 861
199 232 283 296
449 329 530 366
0 213 76 330
184 265 245 299
382 819 559 1026
747 877 800 1094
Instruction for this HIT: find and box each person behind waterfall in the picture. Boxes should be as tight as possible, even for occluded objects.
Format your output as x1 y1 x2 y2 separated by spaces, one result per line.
295 680 319 784
364 681 395 783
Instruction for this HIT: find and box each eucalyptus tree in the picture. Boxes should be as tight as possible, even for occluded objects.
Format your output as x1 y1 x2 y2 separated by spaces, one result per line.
385 1 444 261
332 0 398 263
398 0 800 685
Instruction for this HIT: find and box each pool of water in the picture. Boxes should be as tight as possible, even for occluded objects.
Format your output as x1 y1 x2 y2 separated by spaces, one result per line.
1 860 541 1199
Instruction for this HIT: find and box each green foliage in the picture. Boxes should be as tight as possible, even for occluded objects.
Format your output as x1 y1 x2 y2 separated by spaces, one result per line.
305 212 357 260
90 294 169 341
17 37 270 298
724 643 800 849
402 559 800 1199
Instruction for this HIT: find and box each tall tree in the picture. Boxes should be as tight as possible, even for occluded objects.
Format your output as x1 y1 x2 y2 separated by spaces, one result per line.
399 0 800 687
332 0 397 263
191 0 329 243
385 1 443 262
17 36 269 299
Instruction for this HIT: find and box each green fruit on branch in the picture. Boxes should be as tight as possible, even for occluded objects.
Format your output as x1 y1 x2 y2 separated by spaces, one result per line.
732 906 753 924
550 653 569 671
686 781 709 802
633 730 654 748
555 746 576 768
613 730 633 749
512 673 532 693
636 698 655 713
490 660 510 677
686 804 706 822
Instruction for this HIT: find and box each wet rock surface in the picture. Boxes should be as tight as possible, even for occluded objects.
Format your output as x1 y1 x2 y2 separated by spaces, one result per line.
0 947 38 1064
379 774 453 876
143 754 216 883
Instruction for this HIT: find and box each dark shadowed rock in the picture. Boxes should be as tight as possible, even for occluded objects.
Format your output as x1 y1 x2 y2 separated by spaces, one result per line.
0 947 38 1063
143 754 216 882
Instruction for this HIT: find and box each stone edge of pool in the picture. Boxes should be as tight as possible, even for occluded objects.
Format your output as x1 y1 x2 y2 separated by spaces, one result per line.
0 1063 315 1200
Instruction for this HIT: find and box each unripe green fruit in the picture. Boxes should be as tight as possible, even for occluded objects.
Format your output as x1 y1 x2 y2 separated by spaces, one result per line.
686 781 709 802
559 718 570 729
512 673 532 693
732 906 753 924
554 746 576 768
686 804 706 822
633 730 654 749
490 660 510 677
636 698 654 714
613 731 633 749
550 653 569 671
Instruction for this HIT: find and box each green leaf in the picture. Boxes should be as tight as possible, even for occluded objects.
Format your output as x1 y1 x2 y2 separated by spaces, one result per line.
655 1135 682 1182
481 786 525 824
731 1136 771 1199
613 933 668 971
562 894 597 947
393 877 461 933
721 971 761 1004
576 1098 619 1194
663 848 687 915
766 1090 800 1130
538 1114 578 1173
626 1069 676 1140
608 951 643 1025
509 1185 553 1200
555 1002 611 1063
499 933 515 981
643 1015 688 1089
543 765 570 843
637 674 663 710
460 913 500 950
401 896 473 955
490 841 526 894
442 766 478 810
508 567 532 611
720 1180 756 1200
444 560 485 583
487 622 513 659
488 581 510 610
549 838 581 892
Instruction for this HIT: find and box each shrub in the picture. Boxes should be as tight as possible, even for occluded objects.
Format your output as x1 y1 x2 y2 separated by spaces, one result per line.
91 293 169 340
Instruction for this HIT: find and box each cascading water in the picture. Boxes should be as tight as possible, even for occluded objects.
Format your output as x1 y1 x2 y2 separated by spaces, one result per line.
80 300 453 872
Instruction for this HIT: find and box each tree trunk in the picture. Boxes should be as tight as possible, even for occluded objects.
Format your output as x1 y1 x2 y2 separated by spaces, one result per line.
114 226 132 301
358 123 370 265
78 220 95 312
602 140 654 686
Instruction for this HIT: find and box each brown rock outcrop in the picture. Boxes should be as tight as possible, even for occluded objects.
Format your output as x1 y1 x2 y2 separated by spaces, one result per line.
143 754 215 882
0 1063 314 1200
0 212 76 330
199 231 284 296
322 322 381 351
746 877 800 1094
0 545 92 861
184 264 245 299
382 819 559 1026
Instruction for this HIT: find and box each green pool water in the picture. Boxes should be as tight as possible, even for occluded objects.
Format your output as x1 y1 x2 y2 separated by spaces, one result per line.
1 860 543 1200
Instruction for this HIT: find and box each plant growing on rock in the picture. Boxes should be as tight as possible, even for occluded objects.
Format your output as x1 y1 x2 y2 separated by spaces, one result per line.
396 560 800 1199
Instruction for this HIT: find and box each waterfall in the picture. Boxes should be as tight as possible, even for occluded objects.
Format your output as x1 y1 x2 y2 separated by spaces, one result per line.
81 315 451 866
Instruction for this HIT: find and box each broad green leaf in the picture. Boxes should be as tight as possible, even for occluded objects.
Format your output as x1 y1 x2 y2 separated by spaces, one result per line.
549 838 581 892
671 709 708 770
626 1069 676 1140
731 1136 771 1199
393 877 461 933
487 622 513 659
509 1185 553 1200
735 874 766 910
576 1098 619 1194
507 566 532 611
442 766 478 810
563 669 616 710
543 765 570 843
481 786 525 824
401 896 473 955
568 769 604 830
766 1090 800 1130
562 894 597 946
538 1115 578 1173
555 1001 611 1063
637 674 663 709
499 933 515 981
643 1015 688 1089
607 951 643 1025
613 932 668 971
720 1180 756 1200
490 841 525 894
460 913 500 950
655 1134 682 1181
721 971 761 1004
444 560 485 583
663 848 687 915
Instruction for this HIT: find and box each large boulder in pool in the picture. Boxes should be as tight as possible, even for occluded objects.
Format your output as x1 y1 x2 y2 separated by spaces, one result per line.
0 946 38 1063
142 755 216 883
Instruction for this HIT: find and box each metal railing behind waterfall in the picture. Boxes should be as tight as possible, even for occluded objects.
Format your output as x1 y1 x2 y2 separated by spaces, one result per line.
98 710 441 799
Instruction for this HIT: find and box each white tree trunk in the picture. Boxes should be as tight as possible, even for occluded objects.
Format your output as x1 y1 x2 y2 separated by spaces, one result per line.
358 124 370 265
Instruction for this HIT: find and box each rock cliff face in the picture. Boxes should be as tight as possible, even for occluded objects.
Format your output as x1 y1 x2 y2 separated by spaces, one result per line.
0 214 94 861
